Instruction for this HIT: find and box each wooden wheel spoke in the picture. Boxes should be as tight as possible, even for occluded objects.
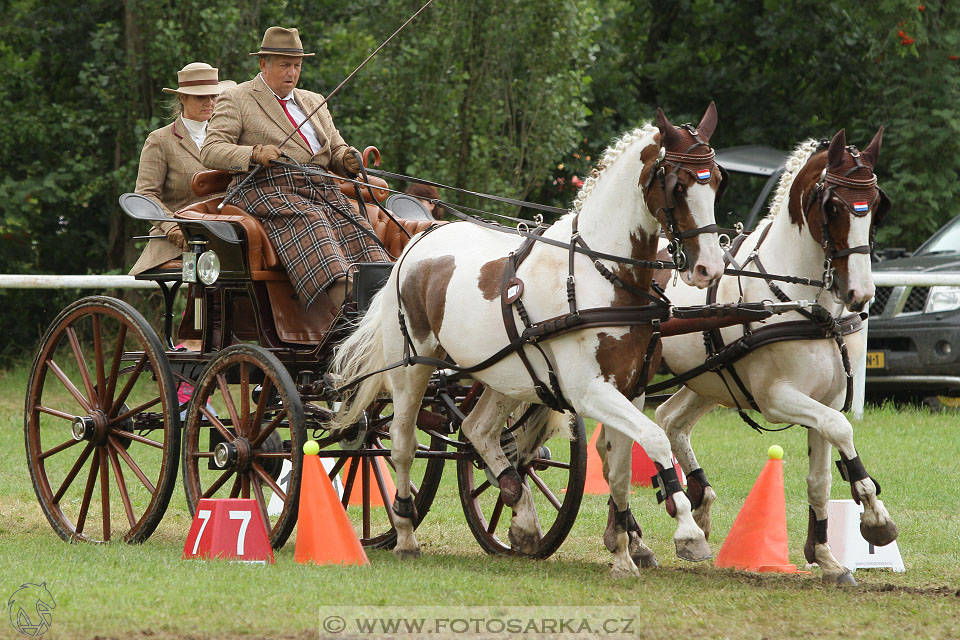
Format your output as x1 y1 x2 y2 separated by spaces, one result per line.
46 358 93 414
111 395 162 425
341 457 360 509
241 474 250 499
530 458 569 471
99 448 111 541
311 431 341 450
471 478 492 500
92 314 106 406
229 474 242 499
487 495 505 534
526 468 562 511
75 453 100 535
110 438 156 495
111 354 147 416
111 429 163 449
201 406 233 442
217 374 244 438
249 408 286 449
66 326 97 409
53 442 94 503
108 445 137 529
250 474 271 532
239 363 250 436
103 324 127 410
37 405 78 422
370 456 396 527
202 468 236 498
251 462 286 501
40 437 82 461
327 456 347 479
249 377 273 439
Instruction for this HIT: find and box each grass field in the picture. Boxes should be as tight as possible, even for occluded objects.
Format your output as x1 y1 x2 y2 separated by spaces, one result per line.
2 360 959 639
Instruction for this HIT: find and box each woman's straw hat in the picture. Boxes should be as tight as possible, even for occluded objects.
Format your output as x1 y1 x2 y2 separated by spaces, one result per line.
162 62 233 96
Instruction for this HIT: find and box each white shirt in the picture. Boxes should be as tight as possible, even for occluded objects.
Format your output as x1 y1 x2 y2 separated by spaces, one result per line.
259 73 321 154
179 116 207 151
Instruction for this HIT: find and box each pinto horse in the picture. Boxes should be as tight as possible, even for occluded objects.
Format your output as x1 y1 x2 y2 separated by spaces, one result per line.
649 128 897 585
332 104 725 564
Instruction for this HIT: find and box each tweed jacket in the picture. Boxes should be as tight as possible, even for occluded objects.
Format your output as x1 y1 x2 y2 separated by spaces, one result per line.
200 74 350 173
129 118 212 275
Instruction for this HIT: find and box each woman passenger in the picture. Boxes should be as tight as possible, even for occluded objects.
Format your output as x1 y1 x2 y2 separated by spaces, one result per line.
129 62 234 275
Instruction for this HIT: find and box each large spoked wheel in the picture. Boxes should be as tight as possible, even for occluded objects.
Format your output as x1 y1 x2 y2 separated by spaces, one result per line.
457 413 587 558
24 296 180 543
312 400 447 549
181 344 305 550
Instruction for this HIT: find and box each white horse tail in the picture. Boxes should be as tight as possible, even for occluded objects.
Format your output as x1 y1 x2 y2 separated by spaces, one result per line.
330 286 389 431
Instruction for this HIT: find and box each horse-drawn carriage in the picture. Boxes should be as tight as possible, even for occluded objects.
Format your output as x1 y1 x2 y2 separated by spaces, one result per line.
23 151 587 556
24 106 897 582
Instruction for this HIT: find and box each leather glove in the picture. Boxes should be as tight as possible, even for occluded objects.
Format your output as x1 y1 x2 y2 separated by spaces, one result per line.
166 226 189 251
342 147 362 175
252 144 282 167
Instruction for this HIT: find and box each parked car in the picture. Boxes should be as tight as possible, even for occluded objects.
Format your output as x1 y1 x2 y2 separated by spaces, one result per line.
714 145 789 231
866 215 960 406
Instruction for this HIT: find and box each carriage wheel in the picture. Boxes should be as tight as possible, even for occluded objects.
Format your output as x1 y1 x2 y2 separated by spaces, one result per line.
24 296 180 543
312 401 447 549
181 344 306 550
457 414 587 558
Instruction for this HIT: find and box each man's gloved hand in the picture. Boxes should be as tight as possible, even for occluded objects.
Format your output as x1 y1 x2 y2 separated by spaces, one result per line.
166 226 189 251
342 147 362 176
252 144 282 167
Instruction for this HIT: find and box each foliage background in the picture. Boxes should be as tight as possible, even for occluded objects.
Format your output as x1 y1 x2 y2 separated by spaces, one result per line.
1 0 958 358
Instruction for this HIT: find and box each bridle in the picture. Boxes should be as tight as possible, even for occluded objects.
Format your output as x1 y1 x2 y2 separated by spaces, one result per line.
804 144 890 291
642 123 727 271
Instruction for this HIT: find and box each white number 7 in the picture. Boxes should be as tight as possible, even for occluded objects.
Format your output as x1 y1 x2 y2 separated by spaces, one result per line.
229 510 252 555
191 509 212 555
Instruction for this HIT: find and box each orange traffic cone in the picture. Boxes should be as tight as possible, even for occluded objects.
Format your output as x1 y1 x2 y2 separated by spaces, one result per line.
631 443 685 487
340 457 397 507
583 422 610 494
714 445 806 573
294 450 370 566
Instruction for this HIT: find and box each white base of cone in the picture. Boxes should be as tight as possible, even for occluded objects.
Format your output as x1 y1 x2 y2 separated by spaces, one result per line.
268 458 343 516
825 499 904 572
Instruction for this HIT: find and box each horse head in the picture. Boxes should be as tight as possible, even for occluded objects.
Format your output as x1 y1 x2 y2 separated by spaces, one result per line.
640 102 725 289
788 127 887 311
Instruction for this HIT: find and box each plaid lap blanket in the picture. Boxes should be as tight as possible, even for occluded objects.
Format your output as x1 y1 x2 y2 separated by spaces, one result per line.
229 165 391 309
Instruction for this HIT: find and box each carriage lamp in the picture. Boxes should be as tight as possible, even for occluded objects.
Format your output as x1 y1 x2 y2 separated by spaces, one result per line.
924 286 960 314
196 250 221 285
182 236 207 284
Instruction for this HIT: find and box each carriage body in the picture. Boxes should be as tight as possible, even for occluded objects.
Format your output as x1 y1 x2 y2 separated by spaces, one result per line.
23 155 587 556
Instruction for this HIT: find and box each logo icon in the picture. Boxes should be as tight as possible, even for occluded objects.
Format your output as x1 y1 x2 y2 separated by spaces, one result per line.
7 583 55 637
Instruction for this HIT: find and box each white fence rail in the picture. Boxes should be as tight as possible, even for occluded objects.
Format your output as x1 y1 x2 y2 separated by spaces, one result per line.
0 275 157 289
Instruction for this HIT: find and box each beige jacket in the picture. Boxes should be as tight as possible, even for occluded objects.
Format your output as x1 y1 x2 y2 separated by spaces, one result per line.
201 74 350 173
129 118 207 275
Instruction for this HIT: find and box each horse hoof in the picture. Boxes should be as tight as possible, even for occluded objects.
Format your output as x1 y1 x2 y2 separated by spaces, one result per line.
860 520 898 547
675 537 712 562
609 562 641 578
836 571 858 588
394 547 421 560
508 528 539 556
693 487 716 541
634 551 659 569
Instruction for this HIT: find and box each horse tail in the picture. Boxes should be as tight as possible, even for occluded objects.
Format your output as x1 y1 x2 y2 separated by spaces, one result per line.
330 285 389 431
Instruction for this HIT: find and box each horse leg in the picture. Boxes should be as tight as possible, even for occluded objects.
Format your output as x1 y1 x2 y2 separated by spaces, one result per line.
387 363 436 559
655 386 718 539
759 384 898 548
599 423 658 577
460 389 542 555
578 382 711 562
805 429 857 586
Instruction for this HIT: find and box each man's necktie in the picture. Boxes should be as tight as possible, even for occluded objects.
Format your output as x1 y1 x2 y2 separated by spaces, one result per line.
277 97 312 152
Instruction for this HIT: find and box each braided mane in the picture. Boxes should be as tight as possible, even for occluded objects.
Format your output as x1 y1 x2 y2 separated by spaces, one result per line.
572 123 658 213
766 139 822 220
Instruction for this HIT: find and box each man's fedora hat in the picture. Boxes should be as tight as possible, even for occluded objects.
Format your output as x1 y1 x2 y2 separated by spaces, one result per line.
250 26 315 57
162 62 233 96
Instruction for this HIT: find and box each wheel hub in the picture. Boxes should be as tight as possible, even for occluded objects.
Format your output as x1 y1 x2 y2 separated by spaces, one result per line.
71 411 110 444
213 437 252 471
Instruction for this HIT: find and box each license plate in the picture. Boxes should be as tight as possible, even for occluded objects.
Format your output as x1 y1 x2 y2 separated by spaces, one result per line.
866 351 885 369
